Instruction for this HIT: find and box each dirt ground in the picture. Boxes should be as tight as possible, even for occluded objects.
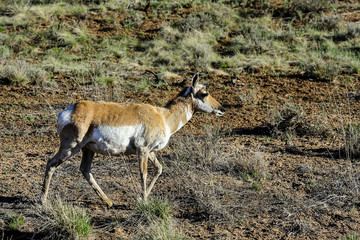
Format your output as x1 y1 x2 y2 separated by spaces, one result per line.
1 70 360 239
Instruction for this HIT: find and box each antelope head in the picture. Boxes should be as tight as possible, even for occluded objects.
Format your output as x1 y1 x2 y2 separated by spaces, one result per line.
186 73 225 117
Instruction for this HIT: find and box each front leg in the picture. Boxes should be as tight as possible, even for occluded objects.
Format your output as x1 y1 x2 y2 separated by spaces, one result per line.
146 152 162 198
137 147 149 201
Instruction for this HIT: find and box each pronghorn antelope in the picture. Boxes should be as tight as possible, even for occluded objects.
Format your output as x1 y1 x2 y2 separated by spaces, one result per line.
42 73 224 207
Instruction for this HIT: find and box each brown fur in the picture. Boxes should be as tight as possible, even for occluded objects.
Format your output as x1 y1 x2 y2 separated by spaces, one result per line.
162 96 195 133
70 101 168 142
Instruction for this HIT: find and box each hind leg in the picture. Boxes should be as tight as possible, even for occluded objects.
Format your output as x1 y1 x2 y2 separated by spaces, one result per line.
80 147 113 207
41 145 82 204
42 125 84 204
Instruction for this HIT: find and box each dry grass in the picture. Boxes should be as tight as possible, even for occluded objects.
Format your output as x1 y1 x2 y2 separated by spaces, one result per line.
267 102 333 144
340 119 360 160
132 198 187 240
162 128 269 222
33 197 92 240
0 60 49 86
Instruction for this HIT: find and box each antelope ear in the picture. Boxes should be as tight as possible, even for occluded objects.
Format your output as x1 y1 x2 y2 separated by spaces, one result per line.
183 86 193 97
191 72 199 88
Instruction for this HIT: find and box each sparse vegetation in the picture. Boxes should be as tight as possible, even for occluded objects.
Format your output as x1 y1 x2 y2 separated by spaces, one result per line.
4 212 25 231
342 121 360 160
0 0 358 81
0 60 48 85
34 197 92 240
136 198 172 222
134 198 187 240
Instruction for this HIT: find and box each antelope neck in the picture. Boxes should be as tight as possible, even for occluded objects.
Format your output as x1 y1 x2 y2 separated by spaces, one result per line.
163 97 195 135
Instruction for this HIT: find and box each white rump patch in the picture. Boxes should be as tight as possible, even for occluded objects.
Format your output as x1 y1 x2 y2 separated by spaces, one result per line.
57 105 74 133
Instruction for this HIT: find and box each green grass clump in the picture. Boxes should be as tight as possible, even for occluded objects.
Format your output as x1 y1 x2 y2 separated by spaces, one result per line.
133 198 187 239
136 198 172 222
251 182 262 192
36 198 92 240
344 232 360 240
4 212 25 231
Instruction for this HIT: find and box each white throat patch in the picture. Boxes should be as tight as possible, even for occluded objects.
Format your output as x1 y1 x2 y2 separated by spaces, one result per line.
196 98 213 113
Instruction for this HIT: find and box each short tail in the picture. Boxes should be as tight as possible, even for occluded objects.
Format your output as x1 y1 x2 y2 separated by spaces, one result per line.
57 105 75 134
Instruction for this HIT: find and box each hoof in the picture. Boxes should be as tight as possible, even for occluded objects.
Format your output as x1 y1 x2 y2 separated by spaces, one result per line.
106 201 113 208
41 196 47 205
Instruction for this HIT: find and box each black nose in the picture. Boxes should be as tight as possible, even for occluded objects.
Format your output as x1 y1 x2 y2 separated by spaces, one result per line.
219 106 225 112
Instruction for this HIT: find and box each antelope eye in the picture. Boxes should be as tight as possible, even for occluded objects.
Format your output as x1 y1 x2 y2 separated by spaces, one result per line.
200 92 209 98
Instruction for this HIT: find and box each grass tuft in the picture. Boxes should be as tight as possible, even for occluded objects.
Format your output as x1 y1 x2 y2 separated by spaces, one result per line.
133 198 187 239
4 212 25 231
144 220 188 240
136 198 172 222
34 197 92 240
342 121 360 160
0 60 48 85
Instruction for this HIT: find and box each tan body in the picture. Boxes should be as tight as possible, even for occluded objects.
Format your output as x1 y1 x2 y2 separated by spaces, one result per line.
42 73 224 207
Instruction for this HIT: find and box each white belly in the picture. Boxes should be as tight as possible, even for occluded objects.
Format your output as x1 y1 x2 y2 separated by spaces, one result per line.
86 125 170 155
86 125 143 155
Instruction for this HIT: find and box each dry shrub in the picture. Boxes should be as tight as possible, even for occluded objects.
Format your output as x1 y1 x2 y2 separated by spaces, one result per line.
268 103 332 143
332 22 360 41
299 58 342 82
185 172 233 221
168 127 225 172
165 130 230 221
341 122 360 160
165 128 268 221
314 14 341 31
345 23 360 39
225 147 268 179
283 0 333 15
0 60 48 85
